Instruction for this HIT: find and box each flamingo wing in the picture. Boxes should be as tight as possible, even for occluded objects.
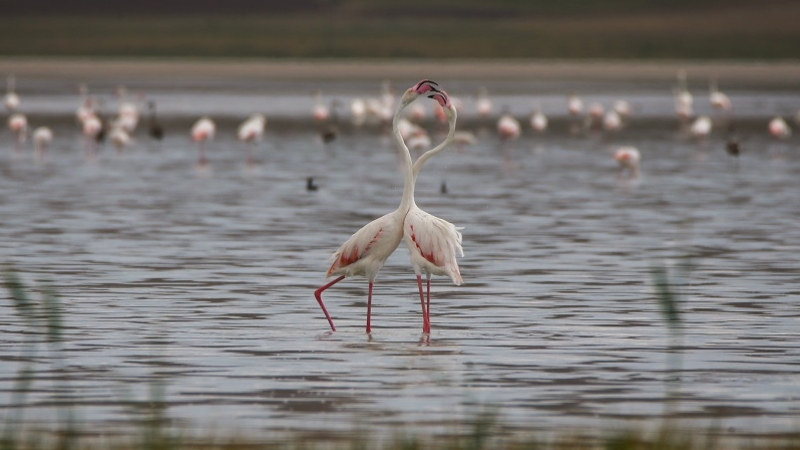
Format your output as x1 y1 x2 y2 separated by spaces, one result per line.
404 208 464 285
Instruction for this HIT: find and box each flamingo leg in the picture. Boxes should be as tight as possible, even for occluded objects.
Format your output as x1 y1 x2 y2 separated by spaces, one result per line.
198 142 207 166
416 274 429 333
425 275 432 333
314 275 344 331
366 281 373 334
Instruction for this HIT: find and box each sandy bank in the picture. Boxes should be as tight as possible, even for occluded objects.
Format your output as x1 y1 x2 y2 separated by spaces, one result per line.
1 58 800 86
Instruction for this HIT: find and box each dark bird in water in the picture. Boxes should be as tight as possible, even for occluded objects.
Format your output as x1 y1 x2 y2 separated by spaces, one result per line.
148 100 164 140
726 137 740 157
306 177 319 191
440 181 448 194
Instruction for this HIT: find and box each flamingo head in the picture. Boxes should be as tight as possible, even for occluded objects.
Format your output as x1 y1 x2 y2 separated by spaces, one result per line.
429 90 457 123
400 79 439 106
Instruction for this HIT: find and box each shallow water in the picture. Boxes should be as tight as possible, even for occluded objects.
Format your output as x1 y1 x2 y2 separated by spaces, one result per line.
1 77 800 442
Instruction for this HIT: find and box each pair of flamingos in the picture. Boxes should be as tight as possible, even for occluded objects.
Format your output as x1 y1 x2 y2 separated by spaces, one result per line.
314 80 463 335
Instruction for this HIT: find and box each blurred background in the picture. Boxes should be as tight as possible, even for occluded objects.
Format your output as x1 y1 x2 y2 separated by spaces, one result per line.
2 0 799 59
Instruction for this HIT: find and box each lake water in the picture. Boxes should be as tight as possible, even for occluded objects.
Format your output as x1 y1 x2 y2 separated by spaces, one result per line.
1 76 800 443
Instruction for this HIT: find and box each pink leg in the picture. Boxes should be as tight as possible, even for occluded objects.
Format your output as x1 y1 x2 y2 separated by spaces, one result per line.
198 141 208 166
314 276 344 331
425 276 432 333
416 275 429 333
366 281 373 333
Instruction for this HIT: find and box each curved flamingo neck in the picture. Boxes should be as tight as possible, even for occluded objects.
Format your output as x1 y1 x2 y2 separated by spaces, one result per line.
412 113 457 182
392 98 417 212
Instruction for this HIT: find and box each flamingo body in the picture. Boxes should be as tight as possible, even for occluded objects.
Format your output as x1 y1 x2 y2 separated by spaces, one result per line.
238 114 266 143
191 117 215 142
497 113 520 141
690 116 712 139
33 126 53 161
768 116 791 140
530 110 548 132
614 146 641 178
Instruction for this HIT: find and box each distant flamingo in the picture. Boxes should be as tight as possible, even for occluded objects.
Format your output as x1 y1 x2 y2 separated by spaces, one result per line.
674 70 694 121
8 113 27 151
603 110 622 133
497 110 520 141
613 100 632 119
587 102 605 129
403 90 462 334
311 89 329 122
109 126 131 152
567 92 583 117
32 126 52 162
238 114 266 166
613 146 641 179
114 86 140 133
314 79 440 333
5 75 20 111
350 97 367 126
709 77 732 111
476 87 493 118
690 115 712 140
191 117 215 167
81 113 103 157
768 116 791 140
530 103 548 132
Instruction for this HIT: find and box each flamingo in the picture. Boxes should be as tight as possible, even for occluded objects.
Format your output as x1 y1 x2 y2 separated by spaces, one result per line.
768 116 791 140
613 100 632 120
114 86 140 133
567 92 583 117
587 102 605 129
191 117 215 167
8 113 27 151
709 77 732 111
674 70 694 121
613 146 641 179
603 110 622 133
81 113 103 157
350 97 367 126
313 79 440 333
32 126 53 162
403 90 462 334
311 90 329 123
690 115 712 140
238 114 266 166
497 111 520 141
476 87 493 118
5 75 20 111
109 126 131 152
530 103 548 132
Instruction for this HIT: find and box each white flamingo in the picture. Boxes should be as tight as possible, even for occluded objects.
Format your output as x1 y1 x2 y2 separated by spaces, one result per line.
32 126 53 162
709 77 732 111
614 146 641 179
402 90 462 334
191 117 216 167
238 114 267 166
5 75 20 111
768 116 791 140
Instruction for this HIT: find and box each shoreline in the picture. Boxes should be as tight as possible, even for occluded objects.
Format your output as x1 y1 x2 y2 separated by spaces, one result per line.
2 57 800 85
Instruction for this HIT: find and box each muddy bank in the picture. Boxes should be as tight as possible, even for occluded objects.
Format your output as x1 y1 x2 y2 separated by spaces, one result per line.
2 58 800 86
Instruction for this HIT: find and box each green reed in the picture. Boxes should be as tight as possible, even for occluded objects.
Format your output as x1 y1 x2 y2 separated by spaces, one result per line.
649 249 695 418
2 266 75 450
